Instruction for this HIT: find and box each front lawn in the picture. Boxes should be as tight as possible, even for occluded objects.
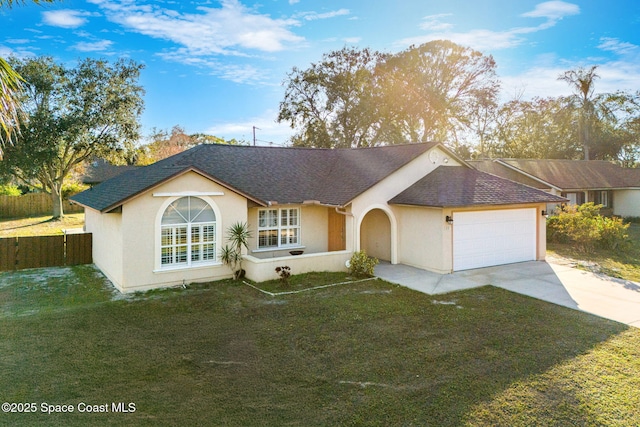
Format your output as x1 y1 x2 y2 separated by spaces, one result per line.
1 266 638 426
548 223 640 283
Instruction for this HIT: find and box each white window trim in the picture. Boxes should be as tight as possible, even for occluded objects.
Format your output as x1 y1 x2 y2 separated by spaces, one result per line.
257 207 301 250
600 191 609 207
160 221 217 268
153 191 224 197
154 196 223 272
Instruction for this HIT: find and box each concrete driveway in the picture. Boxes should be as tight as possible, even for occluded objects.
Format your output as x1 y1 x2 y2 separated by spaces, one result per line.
374 259 640 328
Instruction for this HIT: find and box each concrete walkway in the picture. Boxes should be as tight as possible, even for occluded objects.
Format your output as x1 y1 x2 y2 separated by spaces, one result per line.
374 260 640 328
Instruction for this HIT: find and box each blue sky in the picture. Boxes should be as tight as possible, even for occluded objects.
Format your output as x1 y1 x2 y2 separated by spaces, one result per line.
2 0 639 145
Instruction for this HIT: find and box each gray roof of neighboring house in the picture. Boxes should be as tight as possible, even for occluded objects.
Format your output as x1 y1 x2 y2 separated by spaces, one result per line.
470 159 640 191
82 159 140 185
388 166 567 207
72 142 437 212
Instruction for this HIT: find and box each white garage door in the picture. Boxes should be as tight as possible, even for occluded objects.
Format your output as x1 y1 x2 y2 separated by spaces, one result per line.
453 208 536 271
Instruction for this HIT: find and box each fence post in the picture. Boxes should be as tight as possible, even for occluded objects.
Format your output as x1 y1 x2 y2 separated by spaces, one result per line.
0 237 18 271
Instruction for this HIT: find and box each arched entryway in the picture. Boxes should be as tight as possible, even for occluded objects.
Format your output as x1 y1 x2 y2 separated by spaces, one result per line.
359 208 393 262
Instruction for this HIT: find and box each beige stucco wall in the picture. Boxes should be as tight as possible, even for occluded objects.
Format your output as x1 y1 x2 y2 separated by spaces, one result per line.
113 171 248 292
247 204 329 258
395 205 450 273
244 250 351 283
613 189 640 218
84 207 124 290
352 146 462 264
393 203 548 273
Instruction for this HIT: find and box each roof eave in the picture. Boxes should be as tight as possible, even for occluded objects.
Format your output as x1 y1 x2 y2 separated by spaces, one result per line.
88 166 268 213
389 200 565 208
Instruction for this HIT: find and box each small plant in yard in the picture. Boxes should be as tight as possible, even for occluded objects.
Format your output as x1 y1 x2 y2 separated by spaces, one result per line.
348 250 379 277
220 222 252 279
275 266 291 285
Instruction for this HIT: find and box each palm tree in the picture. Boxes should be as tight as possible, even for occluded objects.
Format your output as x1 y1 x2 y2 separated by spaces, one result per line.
0 57 25 147
558 65 600 160
220 222 252 279
0 0 56 148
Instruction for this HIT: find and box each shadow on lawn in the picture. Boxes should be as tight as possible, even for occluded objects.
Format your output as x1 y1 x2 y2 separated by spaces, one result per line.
0 267 634 426
0 217 60 231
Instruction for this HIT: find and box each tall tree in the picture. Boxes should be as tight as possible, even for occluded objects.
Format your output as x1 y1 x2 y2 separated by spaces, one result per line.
278 41 500 152
491 97 579 159
278 47 383 148
376 40 500 152
134 125 241 165
0 56 144 218
558 66 600 160
558 66 640 161
0 0 57 148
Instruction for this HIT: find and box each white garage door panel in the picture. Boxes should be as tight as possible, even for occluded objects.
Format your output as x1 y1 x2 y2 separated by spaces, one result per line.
453 209 536 271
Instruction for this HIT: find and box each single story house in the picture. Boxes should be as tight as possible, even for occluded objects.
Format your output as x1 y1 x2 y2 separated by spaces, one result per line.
71 142 565 293
469 159 640 217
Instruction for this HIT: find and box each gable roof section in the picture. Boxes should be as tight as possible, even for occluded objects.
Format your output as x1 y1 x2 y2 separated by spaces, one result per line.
467 160 553 190
389 166 567 207
472 159 638 191
72 142 438 212
82 159 140 186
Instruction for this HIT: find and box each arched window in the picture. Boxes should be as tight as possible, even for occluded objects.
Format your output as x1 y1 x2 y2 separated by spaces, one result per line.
160 196 217 267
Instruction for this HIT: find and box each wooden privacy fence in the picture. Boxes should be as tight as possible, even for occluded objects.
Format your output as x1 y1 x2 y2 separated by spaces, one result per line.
0 233 92 272
0 193 83 219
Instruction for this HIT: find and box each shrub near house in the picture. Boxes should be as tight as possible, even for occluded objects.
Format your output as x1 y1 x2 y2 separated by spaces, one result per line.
547 203 630 252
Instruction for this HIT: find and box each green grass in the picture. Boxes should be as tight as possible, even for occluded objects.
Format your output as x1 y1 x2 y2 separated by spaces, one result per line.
247 271 371 294
0 214 85 238
0 266 638 426
548 223 640 283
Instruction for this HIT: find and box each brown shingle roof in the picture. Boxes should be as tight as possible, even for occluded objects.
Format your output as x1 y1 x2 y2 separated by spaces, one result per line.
471 159 639 191
467 160 550 189
388 166 567 207
72 143 436 212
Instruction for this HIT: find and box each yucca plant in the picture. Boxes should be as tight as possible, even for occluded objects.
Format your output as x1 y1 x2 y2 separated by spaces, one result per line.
221 221 252 279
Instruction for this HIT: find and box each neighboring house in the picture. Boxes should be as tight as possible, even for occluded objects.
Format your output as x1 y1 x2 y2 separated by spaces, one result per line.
71 143 565 293
82 159 140 187
469 159 640 218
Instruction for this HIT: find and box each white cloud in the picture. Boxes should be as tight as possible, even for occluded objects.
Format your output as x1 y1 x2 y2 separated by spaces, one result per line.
419 14 453 32
398 29 525 52
73 39 114 52
296 9 350 21
521 1 580 21
158 49 272 85
0 44 37 59
42 10 91 28
343 37 362 44
597 37 639 57
396 1 580 52
5 39 31 44
90 0 304 56
501 57 640 102
500 65 572 100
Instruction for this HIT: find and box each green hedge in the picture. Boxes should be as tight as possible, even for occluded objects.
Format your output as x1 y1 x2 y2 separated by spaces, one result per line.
547 203 630 253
